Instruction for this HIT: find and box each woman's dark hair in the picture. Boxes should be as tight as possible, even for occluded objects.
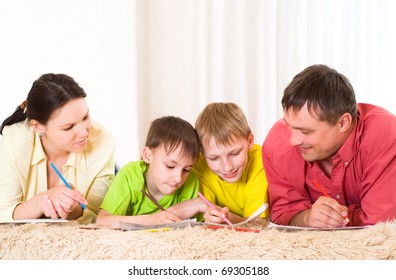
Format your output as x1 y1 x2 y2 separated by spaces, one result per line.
282 64 358 125
0 73 87 135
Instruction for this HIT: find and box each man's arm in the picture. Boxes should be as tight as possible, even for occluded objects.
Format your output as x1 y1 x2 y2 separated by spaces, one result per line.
261 120 312 225
349 139 396 225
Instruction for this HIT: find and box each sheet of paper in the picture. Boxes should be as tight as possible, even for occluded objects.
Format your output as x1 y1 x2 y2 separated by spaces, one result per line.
119 218 198 231
116 203 269 231
206 203 269 226
0 219 68 224
234 203 268 226
268 222 371 231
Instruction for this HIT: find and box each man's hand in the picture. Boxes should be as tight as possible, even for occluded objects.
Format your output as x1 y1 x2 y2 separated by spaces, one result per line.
290 196 349 228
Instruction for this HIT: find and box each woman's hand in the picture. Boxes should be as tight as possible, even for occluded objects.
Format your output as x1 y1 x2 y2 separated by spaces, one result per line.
40 183 88 219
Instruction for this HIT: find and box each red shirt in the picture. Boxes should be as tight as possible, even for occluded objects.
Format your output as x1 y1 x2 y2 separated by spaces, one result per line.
262 104 396 226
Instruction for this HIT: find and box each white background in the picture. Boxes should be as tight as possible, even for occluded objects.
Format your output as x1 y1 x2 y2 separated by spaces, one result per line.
1 0 395 166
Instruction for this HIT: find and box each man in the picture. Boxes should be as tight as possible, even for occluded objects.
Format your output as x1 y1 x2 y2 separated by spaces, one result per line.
262 64 396 228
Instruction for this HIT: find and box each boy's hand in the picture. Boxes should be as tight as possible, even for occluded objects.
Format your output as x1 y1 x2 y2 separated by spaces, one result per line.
167 197 206 219
152 211 181 224
204 206 230 224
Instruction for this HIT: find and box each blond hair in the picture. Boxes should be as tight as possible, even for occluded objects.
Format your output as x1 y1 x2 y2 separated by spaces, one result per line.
195 102 251 147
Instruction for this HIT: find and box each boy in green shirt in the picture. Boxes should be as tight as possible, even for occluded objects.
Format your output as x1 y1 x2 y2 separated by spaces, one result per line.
96 116 201 227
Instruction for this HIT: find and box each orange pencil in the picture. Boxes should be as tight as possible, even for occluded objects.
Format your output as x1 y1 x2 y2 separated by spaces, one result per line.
312 178 330 197
312 179 349 224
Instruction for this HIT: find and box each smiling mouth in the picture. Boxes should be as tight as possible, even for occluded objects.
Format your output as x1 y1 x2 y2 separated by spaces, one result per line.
223 170 238 179
76 139 87 146
299 146 312 152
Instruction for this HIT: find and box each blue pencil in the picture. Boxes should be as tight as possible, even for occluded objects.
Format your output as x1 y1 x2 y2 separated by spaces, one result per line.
50 162 86 210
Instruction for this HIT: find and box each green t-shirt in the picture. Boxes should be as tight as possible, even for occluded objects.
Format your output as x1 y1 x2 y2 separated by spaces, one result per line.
100 160 199 216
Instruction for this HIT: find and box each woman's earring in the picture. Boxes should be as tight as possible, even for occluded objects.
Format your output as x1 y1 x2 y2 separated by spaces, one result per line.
38 133 42 139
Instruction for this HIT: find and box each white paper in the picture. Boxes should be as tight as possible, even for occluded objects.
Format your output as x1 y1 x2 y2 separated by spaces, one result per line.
119 218 198 230
206 203 269 226
234 203 268 226
0 219 69 224
268 222 371 231
117 204 269 230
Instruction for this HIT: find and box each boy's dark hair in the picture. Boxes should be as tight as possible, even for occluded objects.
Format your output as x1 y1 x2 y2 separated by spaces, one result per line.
282 64 358 124
145 116 200 162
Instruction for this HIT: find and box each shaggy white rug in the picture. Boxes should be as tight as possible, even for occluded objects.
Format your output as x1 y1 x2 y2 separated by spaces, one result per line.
1 219 395 260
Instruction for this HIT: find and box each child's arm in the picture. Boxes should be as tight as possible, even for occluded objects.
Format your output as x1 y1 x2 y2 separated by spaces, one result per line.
168 196 250 224
168 196 249 224
95 209 181 228
227 212 248 224
167 197 207 219
204 207 247 224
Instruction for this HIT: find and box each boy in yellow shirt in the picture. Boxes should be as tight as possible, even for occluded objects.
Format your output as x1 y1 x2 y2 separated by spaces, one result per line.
192 102 269 224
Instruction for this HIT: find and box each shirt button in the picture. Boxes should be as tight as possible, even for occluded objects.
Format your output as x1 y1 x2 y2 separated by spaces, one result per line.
336 194 340 199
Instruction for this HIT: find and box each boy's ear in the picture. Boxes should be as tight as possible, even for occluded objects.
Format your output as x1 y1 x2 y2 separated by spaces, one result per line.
142 147 152 164
247 133 254 149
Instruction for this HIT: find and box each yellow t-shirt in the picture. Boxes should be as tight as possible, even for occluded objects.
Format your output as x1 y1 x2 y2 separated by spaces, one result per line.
193 144 269 218
0 120 115 224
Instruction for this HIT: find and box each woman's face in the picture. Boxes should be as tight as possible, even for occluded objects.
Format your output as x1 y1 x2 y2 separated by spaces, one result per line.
38 98 91 156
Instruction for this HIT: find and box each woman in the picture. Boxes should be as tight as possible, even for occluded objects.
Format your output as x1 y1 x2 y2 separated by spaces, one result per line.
0 73 115 224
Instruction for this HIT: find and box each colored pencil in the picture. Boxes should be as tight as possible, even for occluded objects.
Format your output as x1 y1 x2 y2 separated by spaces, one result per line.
197 191 233 226
312 178 349 223
50 163 86 210
142 189 166 212
312 178 330 197
205 224 260 233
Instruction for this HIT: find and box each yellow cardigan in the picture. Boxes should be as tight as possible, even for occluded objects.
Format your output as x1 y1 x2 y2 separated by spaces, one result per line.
0 120 115 224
